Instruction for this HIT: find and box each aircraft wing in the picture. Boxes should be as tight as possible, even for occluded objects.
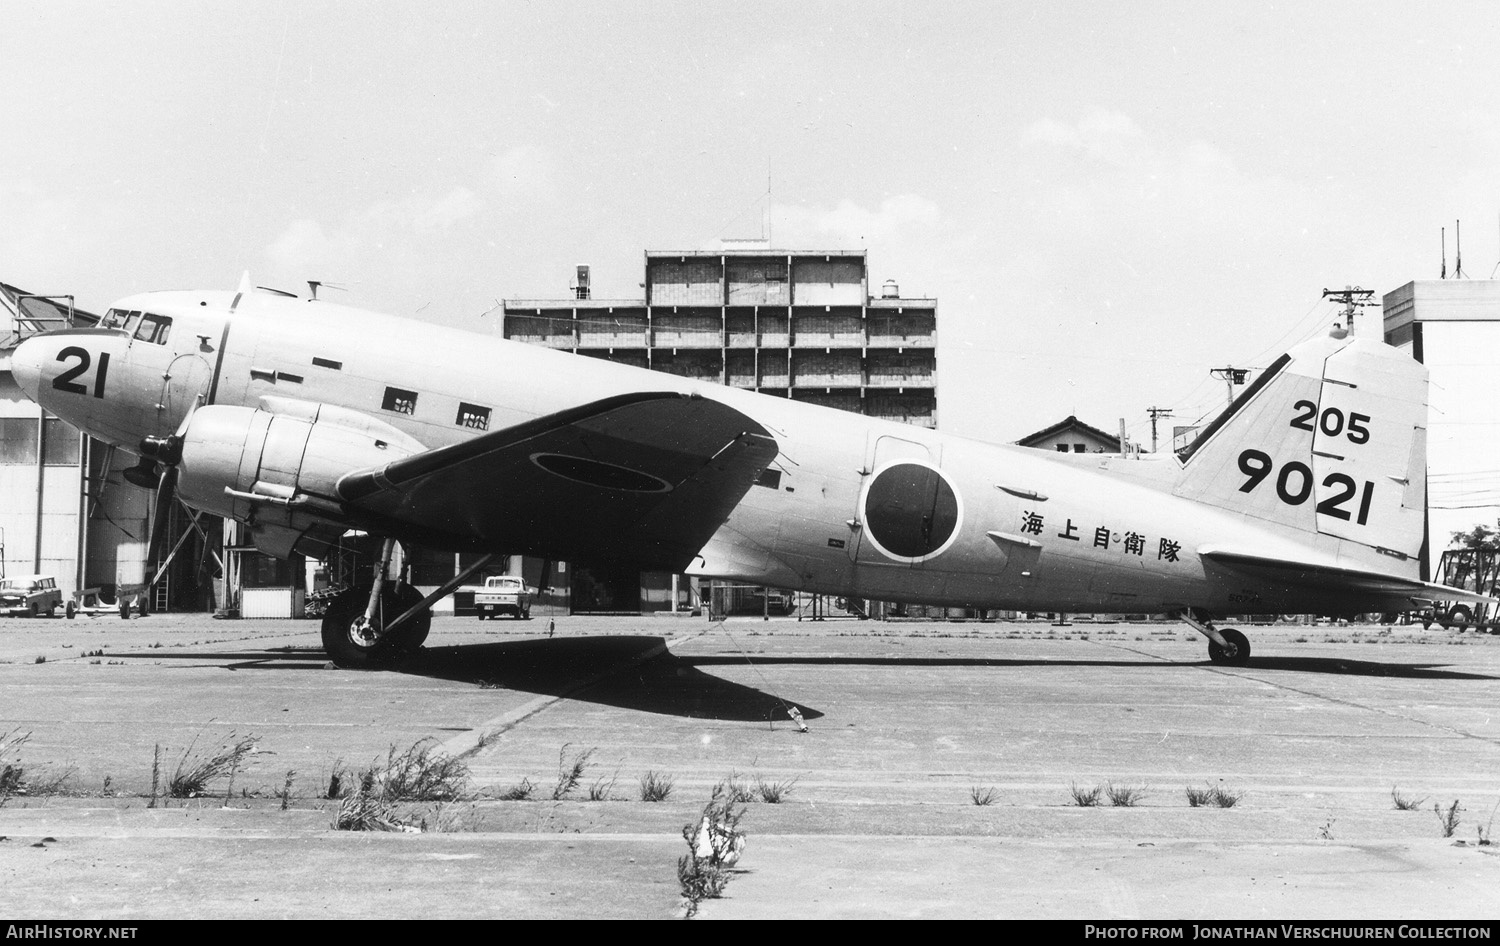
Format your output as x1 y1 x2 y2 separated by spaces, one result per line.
1198 546 1498 607
336 392 779 571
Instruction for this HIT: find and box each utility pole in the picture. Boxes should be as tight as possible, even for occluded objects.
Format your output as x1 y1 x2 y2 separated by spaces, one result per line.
1209 367 1249 410
1147 407 1174 453
1321 285 1375 334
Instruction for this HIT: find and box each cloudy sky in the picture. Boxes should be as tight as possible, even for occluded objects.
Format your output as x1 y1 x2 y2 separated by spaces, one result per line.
4 1 1499 445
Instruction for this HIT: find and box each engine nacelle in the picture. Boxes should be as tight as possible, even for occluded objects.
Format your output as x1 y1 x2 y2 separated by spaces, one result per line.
174 402 424 557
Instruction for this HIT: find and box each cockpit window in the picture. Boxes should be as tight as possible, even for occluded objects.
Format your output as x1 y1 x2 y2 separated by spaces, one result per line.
101 308 138 330
132 312 172 345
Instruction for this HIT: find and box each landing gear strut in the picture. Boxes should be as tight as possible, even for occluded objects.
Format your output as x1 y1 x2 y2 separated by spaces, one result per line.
320 538 431 669
319 545 500 669
320 581 429 669
1178 609 1252 666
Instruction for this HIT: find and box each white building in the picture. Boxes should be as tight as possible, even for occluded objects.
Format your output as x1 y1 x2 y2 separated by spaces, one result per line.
1382 280 1500 575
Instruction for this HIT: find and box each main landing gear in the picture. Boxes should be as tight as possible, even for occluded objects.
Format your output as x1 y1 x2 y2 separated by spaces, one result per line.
1178 609 1252 666
319 543 500 670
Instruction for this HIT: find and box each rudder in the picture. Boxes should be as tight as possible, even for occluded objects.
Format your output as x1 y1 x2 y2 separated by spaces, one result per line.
1174 331 1428 559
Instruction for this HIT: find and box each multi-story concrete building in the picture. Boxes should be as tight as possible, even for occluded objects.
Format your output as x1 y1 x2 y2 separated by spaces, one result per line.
504 248 937 428
502 247 939 613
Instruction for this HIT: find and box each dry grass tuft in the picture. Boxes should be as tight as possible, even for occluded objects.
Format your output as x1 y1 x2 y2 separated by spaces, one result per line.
168 733 258 799
640 770 674 802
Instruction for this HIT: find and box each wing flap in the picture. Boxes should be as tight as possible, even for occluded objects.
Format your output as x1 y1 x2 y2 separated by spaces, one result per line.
338 392 778 571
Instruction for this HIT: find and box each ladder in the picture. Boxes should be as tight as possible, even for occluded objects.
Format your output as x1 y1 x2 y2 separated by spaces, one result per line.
153 573 170 613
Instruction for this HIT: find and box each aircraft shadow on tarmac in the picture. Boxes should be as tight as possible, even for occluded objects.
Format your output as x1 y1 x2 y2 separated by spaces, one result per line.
410 636 825 723
123 636 824 724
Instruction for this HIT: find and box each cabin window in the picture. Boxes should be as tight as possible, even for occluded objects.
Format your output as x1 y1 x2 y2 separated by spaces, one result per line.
382 386 418 415
132 312 172 345
456 403 490 430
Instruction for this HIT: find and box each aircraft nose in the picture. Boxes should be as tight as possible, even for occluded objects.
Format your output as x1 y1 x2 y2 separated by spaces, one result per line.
9 335 45 405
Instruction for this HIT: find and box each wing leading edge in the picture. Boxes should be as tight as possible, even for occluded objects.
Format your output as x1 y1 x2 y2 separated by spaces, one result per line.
337 392 779 571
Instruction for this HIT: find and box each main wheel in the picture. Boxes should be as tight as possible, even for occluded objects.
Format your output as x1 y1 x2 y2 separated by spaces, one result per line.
320 584 431 669
1208 627 1251 666
385 584 431 655
65 600 76 620
1444 604 1473 631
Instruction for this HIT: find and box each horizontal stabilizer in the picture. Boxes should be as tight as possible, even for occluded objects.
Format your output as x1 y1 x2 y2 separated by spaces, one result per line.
1199 546 1497 606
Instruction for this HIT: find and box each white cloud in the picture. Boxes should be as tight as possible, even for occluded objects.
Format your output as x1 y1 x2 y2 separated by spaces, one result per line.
413 186 482 232
266 218 333 269
774 194 942 246
264 186 485 271
1023 111 1145 166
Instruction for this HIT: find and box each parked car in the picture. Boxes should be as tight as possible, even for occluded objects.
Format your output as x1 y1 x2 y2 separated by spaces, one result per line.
0 575 63 617
474 575 533 620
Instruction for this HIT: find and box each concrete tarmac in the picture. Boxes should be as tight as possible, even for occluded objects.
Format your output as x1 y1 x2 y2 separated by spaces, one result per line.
0 611 1498 919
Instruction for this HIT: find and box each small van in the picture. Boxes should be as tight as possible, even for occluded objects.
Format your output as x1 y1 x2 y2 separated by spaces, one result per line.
0 575 63 617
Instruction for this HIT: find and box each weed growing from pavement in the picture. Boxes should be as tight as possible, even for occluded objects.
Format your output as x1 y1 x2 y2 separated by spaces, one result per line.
756 776 797 803
499 777 536 801
168 733 258 799
678 782 747 919
587 768 621 801
374 739 471 802
1069 782 1102 807
324 763 347 800
1106 783 1147 807
332 791 416 832
970 786 998 806
1435 800 1463 838
640 770 674 802
724 771 755 804
0 729 30 804
550 744 596 800
329 739 473 832
1186 783 1244 808
1477 802 1497 846
1391 787 1427 810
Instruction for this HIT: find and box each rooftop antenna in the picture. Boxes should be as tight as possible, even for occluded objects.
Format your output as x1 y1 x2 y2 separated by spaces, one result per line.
1454 219 1466 278
766 161 773 246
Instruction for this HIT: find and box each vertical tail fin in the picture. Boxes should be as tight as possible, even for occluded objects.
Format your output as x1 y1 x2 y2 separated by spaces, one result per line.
1174 331 1428 559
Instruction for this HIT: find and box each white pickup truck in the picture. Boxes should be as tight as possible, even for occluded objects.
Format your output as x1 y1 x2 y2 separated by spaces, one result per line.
474 575 533 620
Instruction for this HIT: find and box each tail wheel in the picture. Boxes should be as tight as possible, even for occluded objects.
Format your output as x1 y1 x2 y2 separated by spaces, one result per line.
320 584 430 669
1208 627 1251 666
1445 604 1473 631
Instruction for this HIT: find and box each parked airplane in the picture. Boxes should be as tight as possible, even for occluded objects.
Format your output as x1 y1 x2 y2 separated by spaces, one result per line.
9 277 1488 668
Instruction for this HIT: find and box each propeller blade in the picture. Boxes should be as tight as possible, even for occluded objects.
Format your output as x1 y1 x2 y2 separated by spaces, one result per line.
145 465 179 583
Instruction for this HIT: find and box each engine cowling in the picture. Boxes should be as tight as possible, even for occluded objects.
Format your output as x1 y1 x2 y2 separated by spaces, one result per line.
173 402 423 557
